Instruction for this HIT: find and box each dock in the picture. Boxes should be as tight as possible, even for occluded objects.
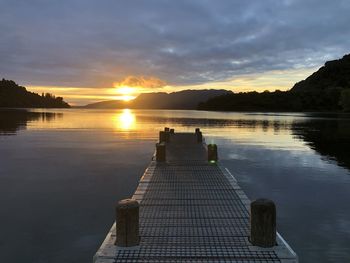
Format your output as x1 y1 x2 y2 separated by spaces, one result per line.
94 128 298 262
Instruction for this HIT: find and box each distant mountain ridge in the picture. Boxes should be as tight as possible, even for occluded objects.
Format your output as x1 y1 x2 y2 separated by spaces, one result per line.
85 89 231 109
0 79 70 108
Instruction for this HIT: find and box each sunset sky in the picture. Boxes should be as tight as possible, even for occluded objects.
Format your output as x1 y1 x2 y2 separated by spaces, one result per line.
1 0 350 105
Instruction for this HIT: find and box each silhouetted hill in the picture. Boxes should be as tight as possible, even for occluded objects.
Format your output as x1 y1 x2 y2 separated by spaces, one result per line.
198 90 303 111
199 54 350 112
83 100 130 109
0 79 70 108
85 89 231 109
292 54 350 92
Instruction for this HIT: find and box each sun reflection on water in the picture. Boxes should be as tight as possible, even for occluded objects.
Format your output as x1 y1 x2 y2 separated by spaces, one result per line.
115 109 136 130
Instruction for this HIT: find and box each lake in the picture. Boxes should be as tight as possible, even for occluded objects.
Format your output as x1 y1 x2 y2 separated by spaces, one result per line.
0 108 350 263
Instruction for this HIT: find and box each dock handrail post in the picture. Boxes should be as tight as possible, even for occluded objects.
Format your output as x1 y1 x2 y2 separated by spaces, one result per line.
116 199 140 247
250 199 276 247
156 143 166 162
207 144 218 162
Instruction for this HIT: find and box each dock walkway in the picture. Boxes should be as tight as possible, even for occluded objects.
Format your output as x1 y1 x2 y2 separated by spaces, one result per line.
94 130 297 262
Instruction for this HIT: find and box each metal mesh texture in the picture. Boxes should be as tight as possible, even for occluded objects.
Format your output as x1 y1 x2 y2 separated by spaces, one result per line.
107 133 283 262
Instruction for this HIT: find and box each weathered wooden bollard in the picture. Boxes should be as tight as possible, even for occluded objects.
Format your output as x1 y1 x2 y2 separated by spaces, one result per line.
250 199 276 247
165 131 170 142
160 130 170 143
170 128 175 134
156 143 166 162
196 131 203 143
116 199 140 247
207 144 218 162
159 131 166 143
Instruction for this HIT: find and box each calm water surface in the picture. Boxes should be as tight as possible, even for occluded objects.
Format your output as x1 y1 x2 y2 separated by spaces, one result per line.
0 109 350 263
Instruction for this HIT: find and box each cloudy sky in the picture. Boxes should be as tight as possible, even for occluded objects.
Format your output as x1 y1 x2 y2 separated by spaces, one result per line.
1 0 350 105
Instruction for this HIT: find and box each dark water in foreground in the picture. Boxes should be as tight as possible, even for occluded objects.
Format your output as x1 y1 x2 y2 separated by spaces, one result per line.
0 109 350 263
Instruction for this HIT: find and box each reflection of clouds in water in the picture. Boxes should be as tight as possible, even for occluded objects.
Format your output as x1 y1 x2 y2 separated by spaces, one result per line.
317 218 350 260
73 234 101 249
332 219 350 236
221 142 350 183
227 153 248 160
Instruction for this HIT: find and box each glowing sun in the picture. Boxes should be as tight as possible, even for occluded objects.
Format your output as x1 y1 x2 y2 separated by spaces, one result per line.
115 85 136 101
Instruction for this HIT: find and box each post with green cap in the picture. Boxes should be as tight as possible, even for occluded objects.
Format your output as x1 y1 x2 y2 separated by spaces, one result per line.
207 144 218 163
116 199 140 247
250 199 276 247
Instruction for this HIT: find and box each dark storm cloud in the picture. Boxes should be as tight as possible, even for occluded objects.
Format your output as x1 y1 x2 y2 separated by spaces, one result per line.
0 0 349 87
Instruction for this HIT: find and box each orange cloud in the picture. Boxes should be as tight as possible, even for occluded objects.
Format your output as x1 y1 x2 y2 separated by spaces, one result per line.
114 76 167 89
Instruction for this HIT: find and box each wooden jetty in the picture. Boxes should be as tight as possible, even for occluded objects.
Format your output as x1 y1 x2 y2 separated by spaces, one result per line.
94 128 298 262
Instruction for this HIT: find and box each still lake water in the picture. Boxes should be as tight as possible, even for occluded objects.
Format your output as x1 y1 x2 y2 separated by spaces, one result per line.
0 108 350 263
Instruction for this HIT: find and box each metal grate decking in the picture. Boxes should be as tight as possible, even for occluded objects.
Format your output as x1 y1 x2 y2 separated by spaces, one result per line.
94 132 298 263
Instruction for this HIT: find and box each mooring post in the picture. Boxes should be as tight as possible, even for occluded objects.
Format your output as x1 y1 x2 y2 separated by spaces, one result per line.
159 131 166 143
207 144 218 162
250 199 276 247
196 131 203 143
156 143 166 162
170 128 175 134
116 199 140 247
165 131 170 142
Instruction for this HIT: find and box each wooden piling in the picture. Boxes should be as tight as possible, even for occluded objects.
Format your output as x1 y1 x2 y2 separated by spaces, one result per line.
165 131 170 142
156 143 166 162
196 131 203 143
116 199 140 247
250 199 276 247
160 130 170 143
159 131 166 143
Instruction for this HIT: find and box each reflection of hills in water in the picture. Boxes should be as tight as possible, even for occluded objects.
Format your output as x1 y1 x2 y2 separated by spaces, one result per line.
1 110 349 171
292 118 350 170
0 109 62 135
137 114 350 170
136 115 293 132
